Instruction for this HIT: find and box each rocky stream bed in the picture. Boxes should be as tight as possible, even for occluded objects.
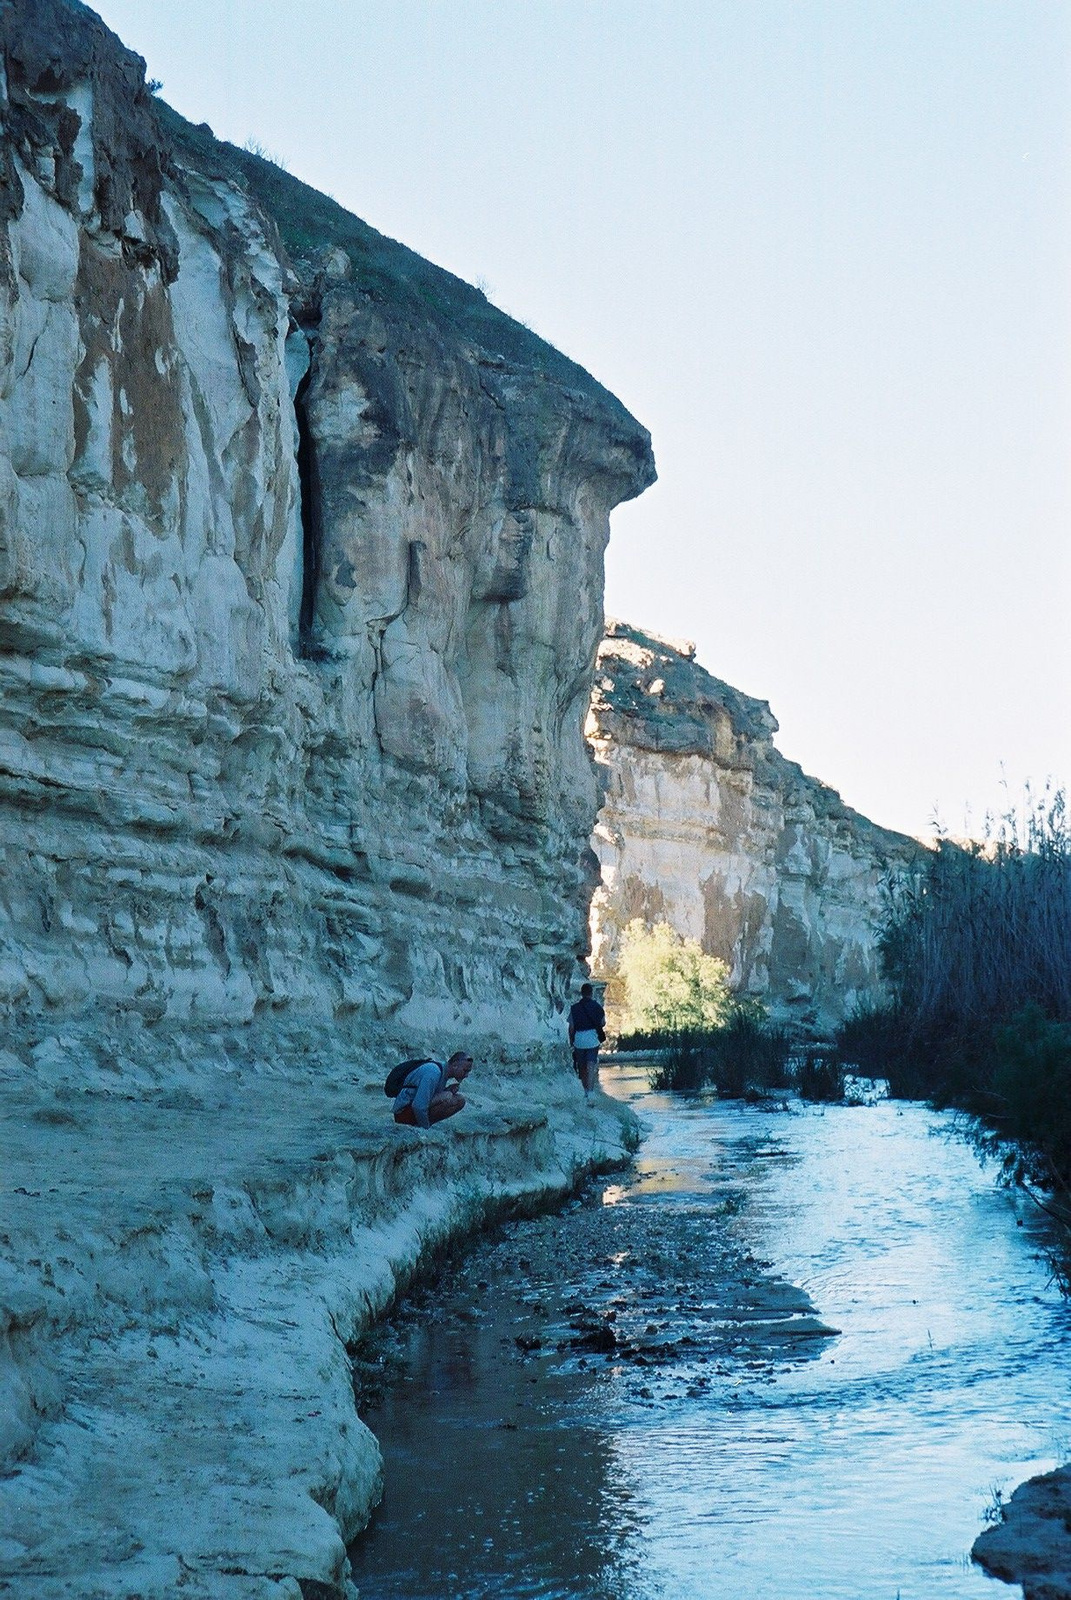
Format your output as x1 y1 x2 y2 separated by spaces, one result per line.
349 1065 1071 1600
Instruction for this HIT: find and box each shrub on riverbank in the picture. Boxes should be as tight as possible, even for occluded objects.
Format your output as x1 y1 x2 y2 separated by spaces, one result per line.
977 1006 1071 1196
794 1049 847 1103
883 792 1071 1035
610 919 843 1099
835 788 1071 1216
626 1021 849 1102
623 1007 794 1097
610 919 790 1096
615 920 733 1033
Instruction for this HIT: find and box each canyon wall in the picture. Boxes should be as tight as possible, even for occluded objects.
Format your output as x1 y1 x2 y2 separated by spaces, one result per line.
589 622 921 1031
0 5 651 1595
0 0 652 1042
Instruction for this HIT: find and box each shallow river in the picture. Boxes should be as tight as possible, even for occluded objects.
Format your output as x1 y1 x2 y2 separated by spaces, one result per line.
349 1064 1071 1599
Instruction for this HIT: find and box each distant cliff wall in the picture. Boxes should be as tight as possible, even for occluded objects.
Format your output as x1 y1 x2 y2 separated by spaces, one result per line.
588 623 921 1031
0 0 654 1046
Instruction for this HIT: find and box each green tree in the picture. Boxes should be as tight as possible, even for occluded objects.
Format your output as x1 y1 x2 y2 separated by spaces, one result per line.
617 919 732 1033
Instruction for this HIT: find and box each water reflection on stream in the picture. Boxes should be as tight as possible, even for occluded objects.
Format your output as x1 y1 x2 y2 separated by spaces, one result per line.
350 1064 1071 1599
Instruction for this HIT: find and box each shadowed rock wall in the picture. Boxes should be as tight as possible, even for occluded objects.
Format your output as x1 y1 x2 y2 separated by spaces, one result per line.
0 0 654 1044
588 623 921 1030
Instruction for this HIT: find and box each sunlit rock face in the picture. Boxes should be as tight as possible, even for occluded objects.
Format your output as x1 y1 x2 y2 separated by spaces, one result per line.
588 623 921 1030
0 0 654 1045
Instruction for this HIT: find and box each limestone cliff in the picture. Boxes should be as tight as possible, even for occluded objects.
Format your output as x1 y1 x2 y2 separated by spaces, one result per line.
588 622 921 1030
0 0 653 1041
0 3 652 1594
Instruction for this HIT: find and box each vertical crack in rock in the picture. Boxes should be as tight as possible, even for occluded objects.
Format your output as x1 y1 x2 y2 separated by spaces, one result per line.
293 360 321 657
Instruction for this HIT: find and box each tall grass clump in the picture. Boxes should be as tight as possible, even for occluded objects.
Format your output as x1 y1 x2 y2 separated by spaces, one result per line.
794 1047 847 1103
882 788 1071 1058
836 786 1071 1215
646 1009 794 1097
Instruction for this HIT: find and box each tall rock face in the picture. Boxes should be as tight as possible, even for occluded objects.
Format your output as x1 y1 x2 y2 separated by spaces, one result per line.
0 0 654 1046
0 11 650 1590
588 623 921 1030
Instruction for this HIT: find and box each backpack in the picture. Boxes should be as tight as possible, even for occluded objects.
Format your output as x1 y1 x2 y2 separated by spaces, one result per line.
384 1058 435 1098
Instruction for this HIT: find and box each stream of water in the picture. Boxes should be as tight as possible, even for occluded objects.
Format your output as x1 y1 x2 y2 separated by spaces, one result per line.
349 1064 1071 1599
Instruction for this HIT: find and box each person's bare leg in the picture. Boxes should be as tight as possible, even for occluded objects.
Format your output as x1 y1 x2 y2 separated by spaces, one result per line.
427 1090 465 1124
576 1050 597 1096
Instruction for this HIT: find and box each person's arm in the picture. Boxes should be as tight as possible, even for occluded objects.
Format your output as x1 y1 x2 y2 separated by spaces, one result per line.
567 1005 576 1046
409 1063 439 1129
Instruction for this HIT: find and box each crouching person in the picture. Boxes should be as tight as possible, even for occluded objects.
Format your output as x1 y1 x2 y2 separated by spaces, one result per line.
391 1052 473 1128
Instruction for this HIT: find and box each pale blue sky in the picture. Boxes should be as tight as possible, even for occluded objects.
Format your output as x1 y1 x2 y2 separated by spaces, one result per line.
93 0 1071 838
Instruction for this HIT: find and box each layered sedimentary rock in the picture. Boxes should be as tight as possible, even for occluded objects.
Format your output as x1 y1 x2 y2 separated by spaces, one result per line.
589 622 921 1030
0 3 652 1593
0 0 652 1039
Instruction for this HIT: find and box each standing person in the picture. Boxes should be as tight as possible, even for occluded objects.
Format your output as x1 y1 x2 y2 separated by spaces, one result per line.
392 1052 473 1128
568 982 606 1100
